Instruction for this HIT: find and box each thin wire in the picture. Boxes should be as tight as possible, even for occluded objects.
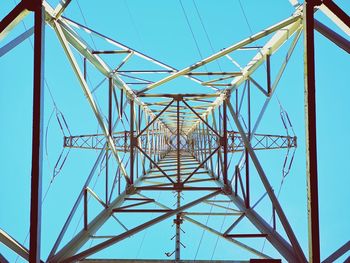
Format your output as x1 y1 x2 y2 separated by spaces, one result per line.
75 0 97 50
178 0 219 91
238 0 253 35
237 0 267 70
72 168 102 237
193 195 217 260
192 0 222 71
261 177 286 252
179 0 204 60
236 1 297 253
210 202 231 259
124 0 145 49
136 191 162 258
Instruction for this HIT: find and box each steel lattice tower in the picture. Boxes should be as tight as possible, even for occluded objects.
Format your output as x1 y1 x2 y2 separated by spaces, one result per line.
1 0 350 262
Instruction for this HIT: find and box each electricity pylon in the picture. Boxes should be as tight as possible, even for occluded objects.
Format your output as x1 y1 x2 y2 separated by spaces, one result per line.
1 0 350 262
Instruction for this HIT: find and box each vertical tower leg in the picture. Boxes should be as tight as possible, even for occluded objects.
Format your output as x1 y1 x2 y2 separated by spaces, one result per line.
304 1 321 262
29 1 45 262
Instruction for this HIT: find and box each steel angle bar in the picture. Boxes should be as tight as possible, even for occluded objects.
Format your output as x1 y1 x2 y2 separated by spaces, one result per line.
203 201 242 213
315 19 350 54
29 4 45 263
304 2 320 262
224 214 245 235
200 169 301 262
225 234 268 238
48 101 130 259
60 16 203 85
235 28 302 171
248 77 269 97
113 51 134 73
138 192 270 259
53 21 131 184
184 212 240 216
137 12 302 94
86 187 107 208
61 190 221 263
137 100 174 139
322 241 350 263
53 0 72 18
0 26 34 57
0 1 30 40
135 145 175 184
0 228 30 262
50 171 149 262
184 216 271 259
226 101 306 262
320 0 350 36
252 28 302 136
187 72 242 76
186 18 302 135
183 146 220 184
182 100 221 138
137 192 270 259
42 4 163 125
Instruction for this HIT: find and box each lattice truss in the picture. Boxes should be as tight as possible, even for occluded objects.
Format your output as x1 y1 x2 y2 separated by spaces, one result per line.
1 0 350 262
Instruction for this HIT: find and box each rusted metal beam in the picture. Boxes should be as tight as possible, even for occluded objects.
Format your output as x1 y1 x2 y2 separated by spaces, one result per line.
29 2 45 262
304 1 320 262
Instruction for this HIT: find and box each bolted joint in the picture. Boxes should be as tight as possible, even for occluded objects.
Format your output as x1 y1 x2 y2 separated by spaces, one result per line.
173 182 184 190
222 184 233 195
223 89 232 100
173 95 183 101
219 136 227 147
173 218 183 225
130 137 138 147
125 184 138 195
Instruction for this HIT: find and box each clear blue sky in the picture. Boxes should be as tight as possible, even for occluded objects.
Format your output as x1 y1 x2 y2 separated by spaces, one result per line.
0 0 349 262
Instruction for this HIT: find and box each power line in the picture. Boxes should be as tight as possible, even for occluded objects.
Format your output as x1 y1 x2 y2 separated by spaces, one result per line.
179 0 204 60
192 0 222 71
76 0 97 50
124 0 146 50
238 0 253 35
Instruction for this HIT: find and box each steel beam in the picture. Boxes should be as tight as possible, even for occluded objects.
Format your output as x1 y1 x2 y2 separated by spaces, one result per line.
187 15 302 135
304 1 321 262
49 181 136 262
314 19 350 54
137 13 302 94
184 216 271 259
47 102 129 259
0 26 34 57
53 20 131 184
29 2 45 262
0 1 29 40
0 228 30 261
320 0 350 36
53 0 72 18
227 102 307 262
322 240 350 263
60 191 221 262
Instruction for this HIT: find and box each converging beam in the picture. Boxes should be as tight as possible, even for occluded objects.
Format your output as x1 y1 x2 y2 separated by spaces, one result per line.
29 2 45 262
304 1 321 262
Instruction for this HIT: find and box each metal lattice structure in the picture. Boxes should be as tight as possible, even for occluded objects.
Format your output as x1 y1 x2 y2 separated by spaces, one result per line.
1 0 350 262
